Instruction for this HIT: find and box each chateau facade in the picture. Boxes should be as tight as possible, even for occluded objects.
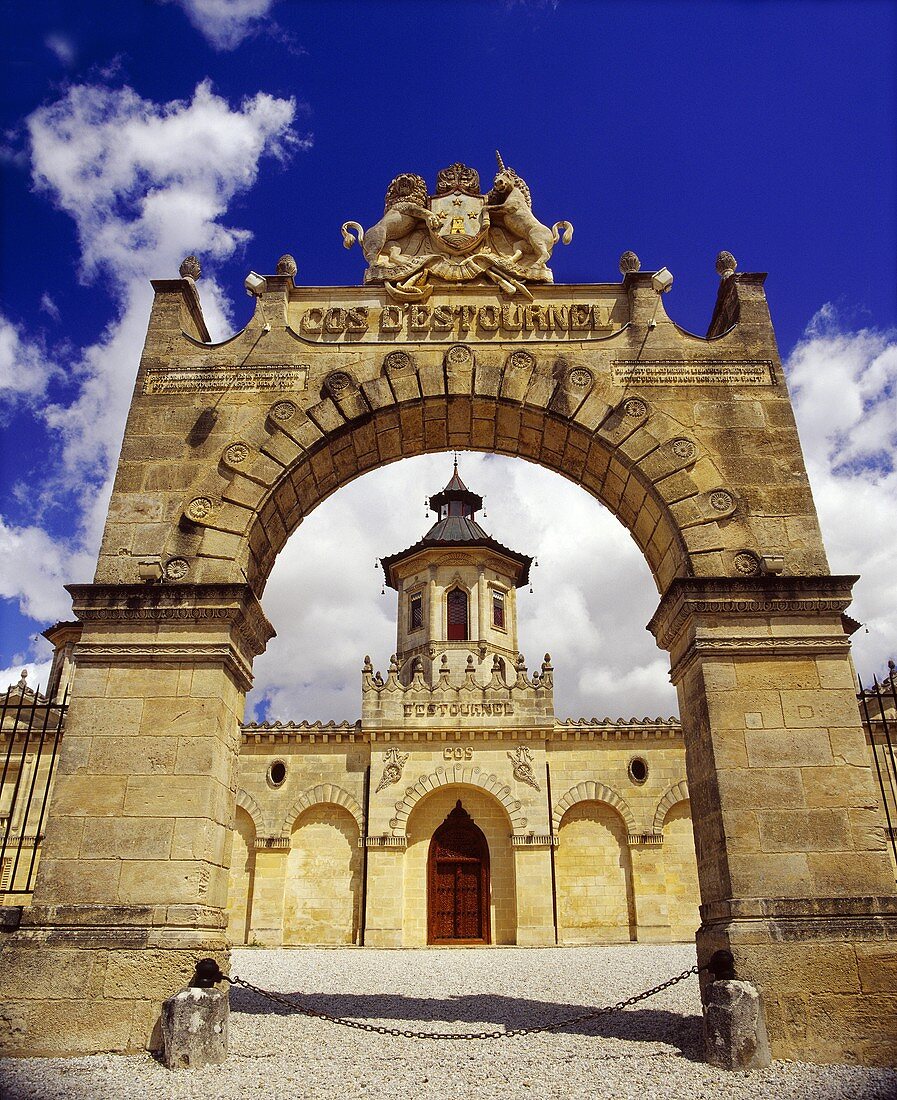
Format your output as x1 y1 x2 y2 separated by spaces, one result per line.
228 464 699 947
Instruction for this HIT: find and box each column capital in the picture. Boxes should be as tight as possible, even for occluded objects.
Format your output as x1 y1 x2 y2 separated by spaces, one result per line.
65 582 276 693
648 576 859 681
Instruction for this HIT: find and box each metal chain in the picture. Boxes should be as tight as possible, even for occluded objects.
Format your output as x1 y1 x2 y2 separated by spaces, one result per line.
223 965 700 1041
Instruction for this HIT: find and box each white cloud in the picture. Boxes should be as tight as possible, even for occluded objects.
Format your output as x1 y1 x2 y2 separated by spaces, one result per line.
786 307 897 683
39 293 61 323
168 0 277 51
45 33 76 67
28 79 300 288
1 80 303 632
0 631 55 695
0 517 95 622
26 78 300 479
0 314 58 404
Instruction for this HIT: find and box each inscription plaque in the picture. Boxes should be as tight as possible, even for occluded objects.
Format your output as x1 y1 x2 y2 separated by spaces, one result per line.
143 364 309 395
611 360 775 386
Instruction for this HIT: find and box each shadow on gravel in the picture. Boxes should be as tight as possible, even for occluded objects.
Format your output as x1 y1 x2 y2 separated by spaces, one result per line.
229 986 705 1062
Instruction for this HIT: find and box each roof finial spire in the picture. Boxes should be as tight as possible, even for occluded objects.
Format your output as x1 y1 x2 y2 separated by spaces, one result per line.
453 449 459 472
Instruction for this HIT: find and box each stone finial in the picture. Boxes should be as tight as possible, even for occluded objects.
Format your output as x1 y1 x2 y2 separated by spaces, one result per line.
362 655 373 673
276 253 297 277
15 669 28 692
466 654 475 668
179 255 201 281
619 250 641 274
716 250 737 278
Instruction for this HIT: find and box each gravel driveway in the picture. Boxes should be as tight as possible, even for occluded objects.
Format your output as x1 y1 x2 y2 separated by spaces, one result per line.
2 945 895 1100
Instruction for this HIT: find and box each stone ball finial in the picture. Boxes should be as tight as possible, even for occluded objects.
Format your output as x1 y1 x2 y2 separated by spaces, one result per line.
276 253 297 277
619 251 641 274
716 250 737 278
179 255 201 281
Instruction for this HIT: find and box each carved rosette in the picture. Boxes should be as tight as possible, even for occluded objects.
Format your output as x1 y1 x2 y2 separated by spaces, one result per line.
375 747 410 793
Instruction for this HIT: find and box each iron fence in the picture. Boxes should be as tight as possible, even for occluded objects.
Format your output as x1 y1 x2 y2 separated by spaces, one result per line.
0 682 68 897
858 661 897 878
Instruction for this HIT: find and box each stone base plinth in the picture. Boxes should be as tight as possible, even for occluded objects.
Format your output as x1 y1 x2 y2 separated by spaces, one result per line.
697 896 897 1065
0 906 229 1057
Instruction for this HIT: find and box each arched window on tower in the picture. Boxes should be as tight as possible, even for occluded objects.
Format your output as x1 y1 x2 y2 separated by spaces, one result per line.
446 588 469 641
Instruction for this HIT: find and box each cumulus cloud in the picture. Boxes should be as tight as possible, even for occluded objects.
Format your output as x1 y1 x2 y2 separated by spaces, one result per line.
0 517 95 622
168 0 278 51
0 314 58 406
787 306 897 681
0 79 303 633
28 79 300 288
39 293 61 323
45 33 76 67
25 78 301 490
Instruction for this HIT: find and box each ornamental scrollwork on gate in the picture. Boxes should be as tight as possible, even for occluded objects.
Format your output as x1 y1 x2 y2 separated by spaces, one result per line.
375 747 410 793
508 744 540 791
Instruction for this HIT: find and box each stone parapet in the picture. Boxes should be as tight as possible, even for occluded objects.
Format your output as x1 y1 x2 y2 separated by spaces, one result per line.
362 652 553 727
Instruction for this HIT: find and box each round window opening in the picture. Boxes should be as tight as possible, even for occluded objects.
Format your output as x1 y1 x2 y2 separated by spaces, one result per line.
268 760 287 787
628 757 648 785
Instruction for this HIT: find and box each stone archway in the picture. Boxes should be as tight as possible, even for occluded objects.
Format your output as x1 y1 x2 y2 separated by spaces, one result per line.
3 263 896 1064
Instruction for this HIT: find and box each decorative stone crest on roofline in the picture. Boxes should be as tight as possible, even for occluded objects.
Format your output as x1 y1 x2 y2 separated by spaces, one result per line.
340 152 573 303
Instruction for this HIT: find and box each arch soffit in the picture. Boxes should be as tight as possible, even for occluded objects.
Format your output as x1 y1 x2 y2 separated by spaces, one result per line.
280 783 364 836
389 764 526 837
653 780 690 832
236 788 264 834
179 369 740 596
552 781 637 833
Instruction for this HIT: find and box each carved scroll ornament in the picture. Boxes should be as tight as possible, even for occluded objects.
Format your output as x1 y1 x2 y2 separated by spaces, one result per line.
375 747 410 793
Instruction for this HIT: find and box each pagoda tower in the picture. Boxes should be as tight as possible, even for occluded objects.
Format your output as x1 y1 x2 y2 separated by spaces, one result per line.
379 462 533 687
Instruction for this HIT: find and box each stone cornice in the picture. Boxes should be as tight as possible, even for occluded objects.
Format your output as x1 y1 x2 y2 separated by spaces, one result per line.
648 575 859 654
67 582 275 660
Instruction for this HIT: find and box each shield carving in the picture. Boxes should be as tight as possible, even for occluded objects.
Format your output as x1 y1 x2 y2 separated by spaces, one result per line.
429 192 489 254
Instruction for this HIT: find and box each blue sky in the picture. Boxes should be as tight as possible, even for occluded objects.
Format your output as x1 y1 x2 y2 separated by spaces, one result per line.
1 0 895 719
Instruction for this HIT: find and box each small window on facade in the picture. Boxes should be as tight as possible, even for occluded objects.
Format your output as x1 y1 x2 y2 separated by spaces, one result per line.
628 757 648 785
492 590 505 629
409 592 423 631
447 588 469 640
268 760 287 787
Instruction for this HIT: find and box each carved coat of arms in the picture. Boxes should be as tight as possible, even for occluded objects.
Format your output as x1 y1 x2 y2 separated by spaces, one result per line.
341 153 573 302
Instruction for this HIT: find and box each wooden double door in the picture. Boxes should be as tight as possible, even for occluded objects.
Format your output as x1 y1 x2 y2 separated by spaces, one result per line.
427 801 491 944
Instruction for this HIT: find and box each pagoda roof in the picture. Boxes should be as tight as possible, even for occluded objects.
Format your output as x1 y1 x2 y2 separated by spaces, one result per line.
380 462 532 589
381 527 531 589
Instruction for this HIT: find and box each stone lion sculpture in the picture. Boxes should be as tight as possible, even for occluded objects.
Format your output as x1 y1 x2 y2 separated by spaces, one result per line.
484 154 573 274
341 173 440 267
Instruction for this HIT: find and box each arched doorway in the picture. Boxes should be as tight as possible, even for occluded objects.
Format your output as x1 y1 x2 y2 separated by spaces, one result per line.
427 801 490 944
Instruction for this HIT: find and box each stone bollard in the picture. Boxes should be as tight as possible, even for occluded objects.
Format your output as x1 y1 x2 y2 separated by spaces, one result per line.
703 950 771 1071
160 958 229 1070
